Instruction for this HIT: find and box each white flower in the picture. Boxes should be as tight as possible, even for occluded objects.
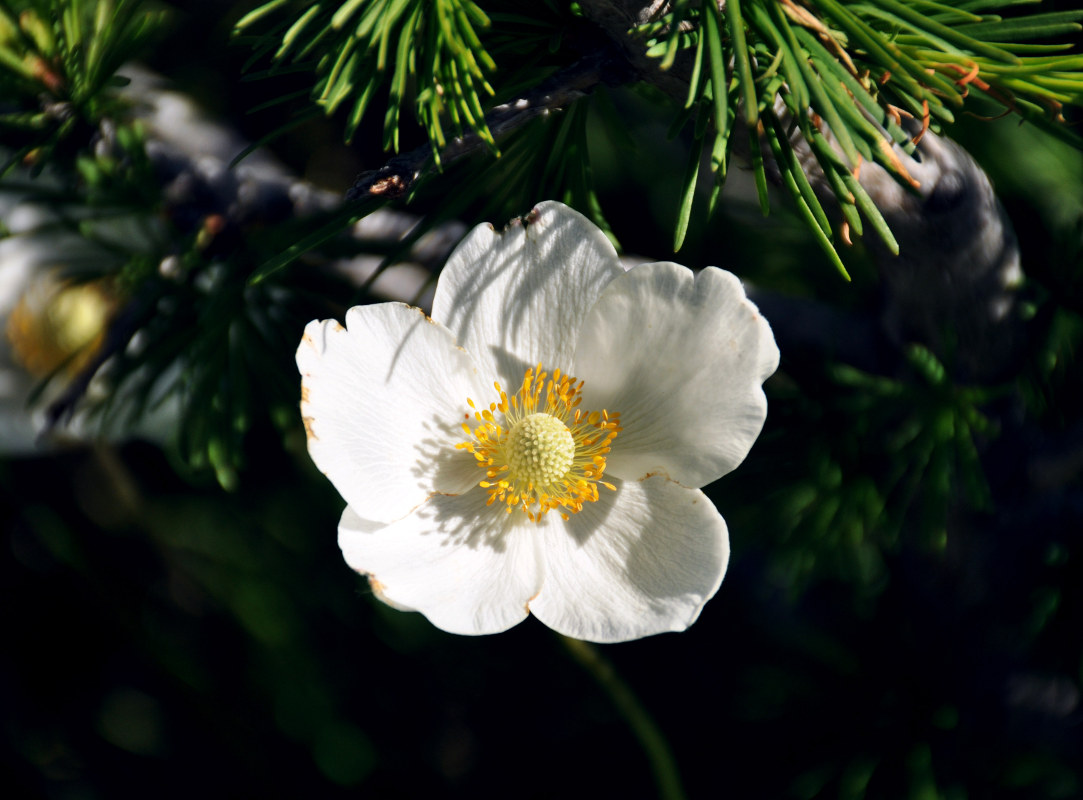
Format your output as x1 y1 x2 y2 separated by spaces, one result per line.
297 201 779 643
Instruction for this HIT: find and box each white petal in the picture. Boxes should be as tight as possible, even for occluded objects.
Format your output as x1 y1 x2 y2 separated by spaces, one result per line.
297 302 489 523
529 475 728 643
431 201 623 387
339 497 542 635
573 263 779 487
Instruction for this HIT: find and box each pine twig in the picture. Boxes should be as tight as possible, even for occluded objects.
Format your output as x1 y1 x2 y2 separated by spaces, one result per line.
345 47 633 202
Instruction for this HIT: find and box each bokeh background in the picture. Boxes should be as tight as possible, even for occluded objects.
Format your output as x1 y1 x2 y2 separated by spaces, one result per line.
3 1 1082 798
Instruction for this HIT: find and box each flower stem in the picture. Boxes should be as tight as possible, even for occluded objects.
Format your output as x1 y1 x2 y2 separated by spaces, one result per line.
559 634 688 800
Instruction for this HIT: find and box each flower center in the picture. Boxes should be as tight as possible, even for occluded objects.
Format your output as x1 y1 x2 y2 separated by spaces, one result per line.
506 413 576 489
457 364 621 522
5 276 113 379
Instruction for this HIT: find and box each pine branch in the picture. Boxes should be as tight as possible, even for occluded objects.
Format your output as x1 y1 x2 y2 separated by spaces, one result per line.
852 127 1026 383
345 45 632 202
24 69 463 456
582 0 1028 381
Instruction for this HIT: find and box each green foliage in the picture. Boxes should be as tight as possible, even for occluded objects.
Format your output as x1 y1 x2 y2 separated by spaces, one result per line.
645 0 1083 268
2 104 356 491
0 0 168 173
437 91 620 242
755 344 998 596
1022 289 1083 429
235 0 1082 276
99 203 353 492
0 123 165 319
235 0 500 157
233 0 582 284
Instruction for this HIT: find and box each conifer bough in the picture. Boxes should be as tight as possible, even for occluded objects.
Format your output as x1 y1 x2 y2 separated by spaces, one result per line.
237 0 1081 274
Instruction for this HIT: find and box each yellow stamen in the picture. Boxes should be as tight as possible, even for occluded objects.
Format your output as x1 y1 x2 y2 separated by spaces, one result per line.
459 363 622 521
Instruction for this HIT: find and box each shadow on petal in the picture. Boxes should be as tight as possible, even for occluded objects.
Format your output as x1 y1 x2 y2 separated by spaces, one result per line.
433 203 623 387
417 455 617 557
381 305 435 383
550 485 616 549
410 412 479 498
622 481 726 605
413 491 526 554
533 475 727 642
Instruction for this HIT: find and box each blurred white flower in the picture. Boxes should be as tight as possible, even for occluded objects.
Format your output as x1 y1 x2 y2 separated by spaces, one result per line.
0 195 172 452
297 201 779 642
0 196 99 450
